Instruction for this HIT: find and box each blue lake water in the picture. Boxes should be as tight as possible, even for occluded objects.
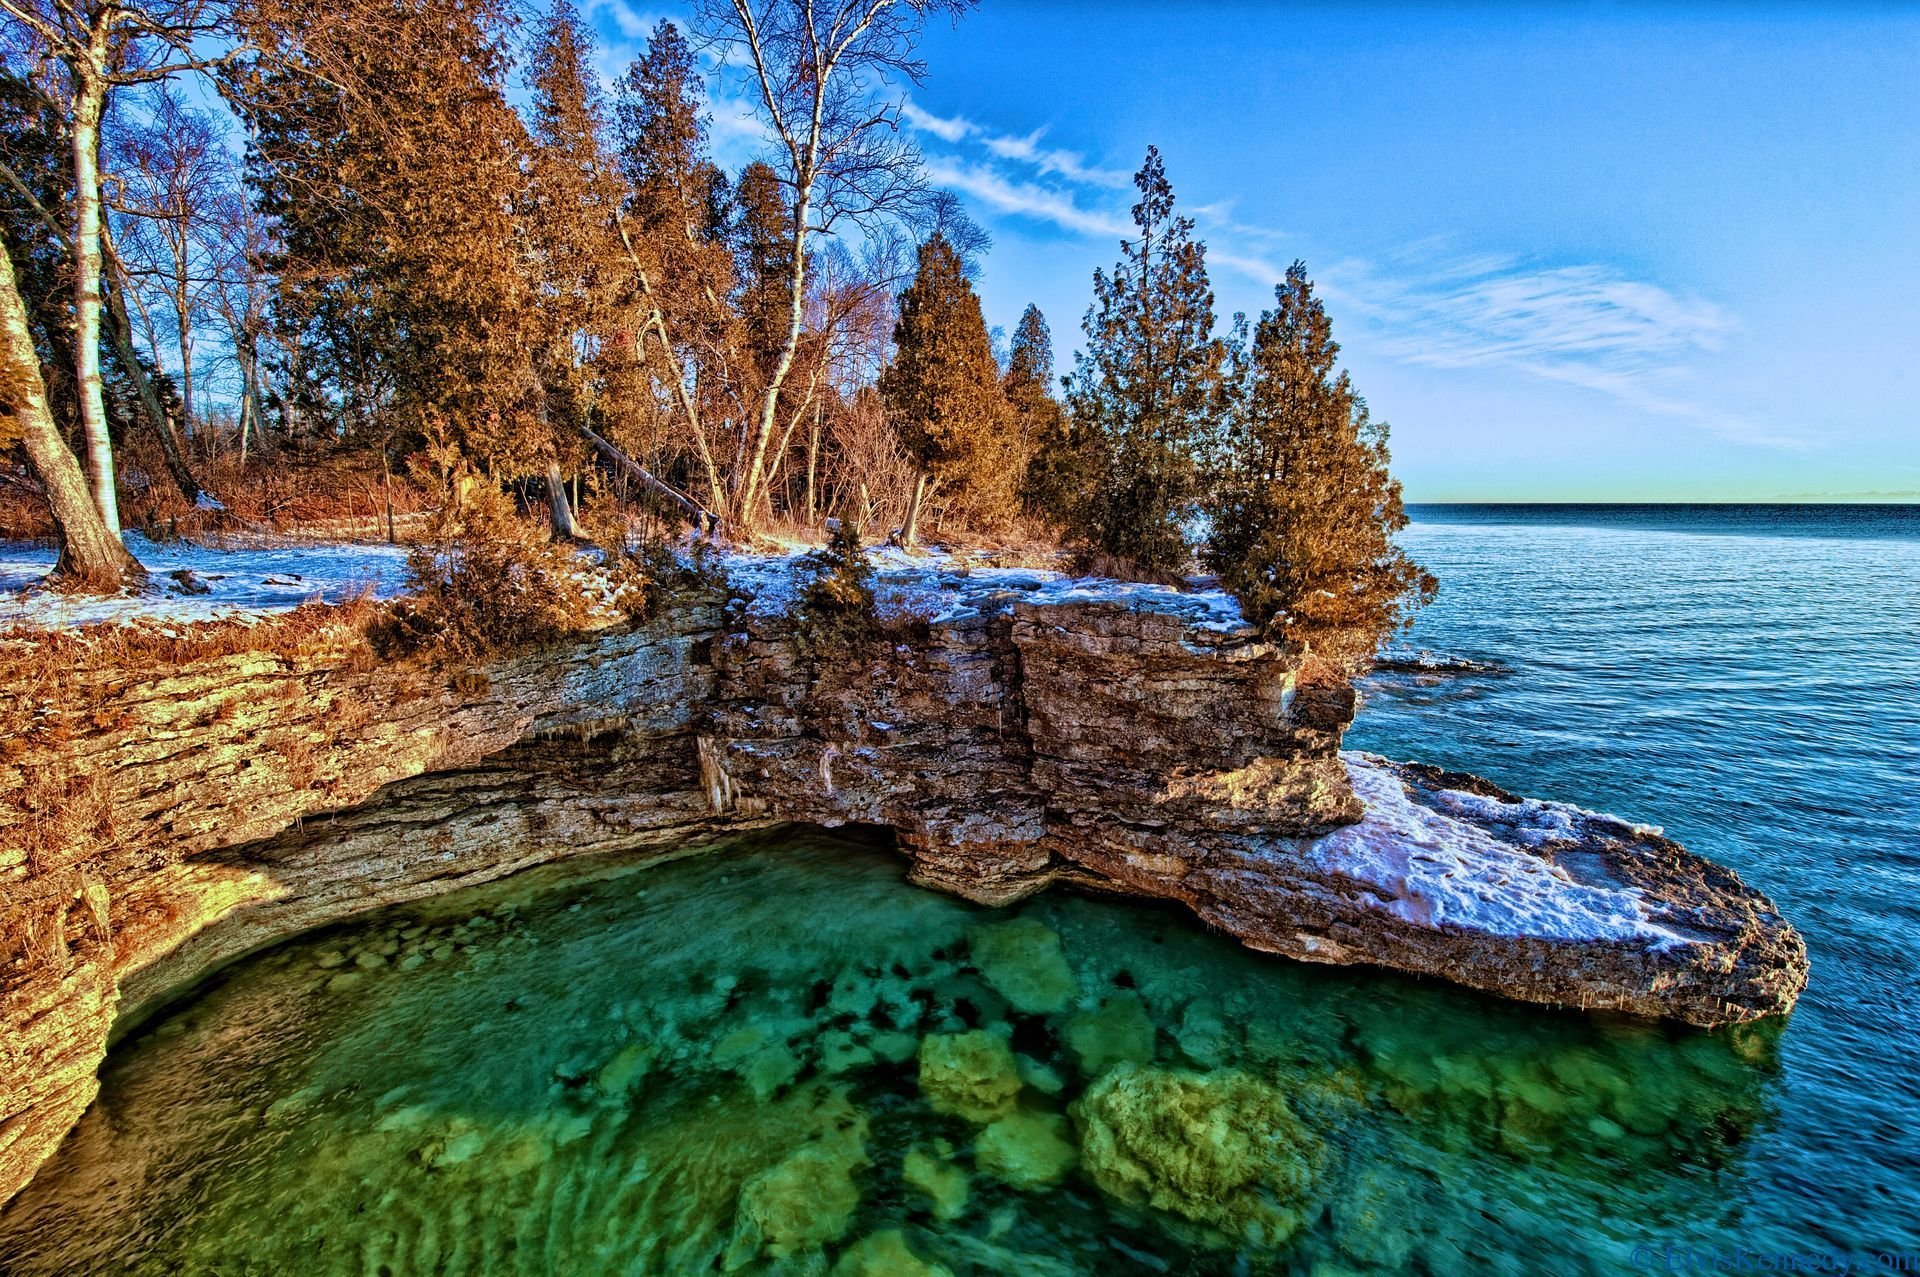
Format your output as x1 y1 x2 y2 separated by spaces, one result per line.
1352 503 1920 1262
1 504 1914 1275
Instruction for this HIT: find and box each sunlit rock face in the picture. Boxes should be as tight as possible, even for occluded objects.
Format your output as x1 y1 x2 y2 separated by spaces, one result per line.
0 561 1807 1205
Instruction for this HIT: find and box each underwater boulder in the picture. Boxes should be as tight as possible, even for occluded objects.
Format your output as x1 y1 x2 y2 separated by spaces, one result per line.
968 918 1077 1014
903 1145 970 1221
975 1110 1077 1190
1064 992 1156 1076
727 1137 868 1265
917 1030 1023 1123
832 1229 954 1277
1072 1062 1327 1247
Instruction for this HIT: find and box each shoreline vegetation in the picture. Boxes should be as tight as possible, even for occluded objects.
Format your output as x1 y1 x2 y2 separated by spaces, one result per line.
3 0 1429 661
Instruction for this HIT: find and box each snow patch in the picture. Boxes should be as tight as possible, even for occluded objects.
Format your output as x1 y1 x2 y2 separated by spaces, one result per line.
1303 753 1694 950
0 535 411 630
710 545 1253 634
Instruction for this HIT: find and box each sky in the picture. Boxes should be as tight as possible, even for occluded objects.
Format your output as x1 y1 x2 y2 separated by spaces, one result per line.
587 2 1920 502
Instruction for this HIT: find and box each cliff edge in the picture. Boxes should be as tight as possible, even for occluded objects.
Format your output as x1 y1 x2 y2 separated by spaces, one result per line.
0 557 1809 1205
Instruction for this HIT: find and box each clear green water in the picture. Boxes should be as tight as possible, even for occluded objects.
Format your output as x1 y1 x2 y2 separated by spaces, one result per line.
1 829 1781 1276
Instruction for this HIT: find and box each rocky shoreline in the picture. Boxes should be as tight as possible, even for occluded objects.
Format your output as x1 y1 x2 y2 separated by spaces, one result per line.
0 559 1809 1205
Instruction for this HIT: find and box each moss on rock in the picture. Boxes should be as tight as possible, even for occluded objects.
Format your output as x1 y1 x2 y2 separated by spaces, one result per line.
917 1030 1022 1123
1072 1062 1326 1247
975 1110 1077 1190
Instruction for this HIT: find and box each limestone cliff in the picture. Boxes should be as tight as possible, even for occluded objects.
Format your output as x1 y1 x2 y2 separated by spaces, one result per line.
0 563 1808 1206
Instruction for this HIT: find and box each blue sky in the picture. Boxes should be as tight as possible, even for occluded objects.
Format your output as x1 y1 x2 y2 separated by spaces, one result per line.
588 2 1920 501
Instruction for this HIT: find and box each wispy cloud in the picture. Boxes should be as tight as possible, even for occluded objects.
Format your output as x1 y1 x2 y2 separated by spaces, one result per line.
900 100 975 144
905 95 1779 450
922 157 1131 240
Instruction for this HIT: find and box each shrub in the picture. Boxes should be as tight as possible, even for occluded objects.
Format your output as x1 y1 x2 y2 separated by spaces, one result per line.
794 520 876 654
375 454 597 660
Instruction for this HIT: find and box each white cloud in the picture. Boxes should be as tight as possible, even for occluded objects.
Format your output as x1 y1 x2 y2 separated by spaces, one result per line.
980 128 1131 189
922 157 1131 240
901 100 977 144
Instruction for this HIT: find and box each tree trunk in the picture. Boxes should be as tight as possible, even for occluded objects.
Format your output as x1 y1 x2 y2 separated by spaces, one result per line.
104 262 202 505
732 187 813 532
69 75 122 536
545 460 581 540
805 400 822 525
901 470 929 550
2 227 142 590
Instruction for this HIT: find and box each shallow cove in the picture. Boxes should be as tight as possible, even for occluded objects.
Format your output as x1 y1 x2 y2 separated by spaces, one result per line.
0 827 1779 1276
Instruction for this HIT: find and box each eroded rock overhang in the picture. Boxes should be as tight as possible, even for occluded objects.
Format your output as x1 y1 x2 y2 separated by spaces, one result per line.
0 558 1809 1206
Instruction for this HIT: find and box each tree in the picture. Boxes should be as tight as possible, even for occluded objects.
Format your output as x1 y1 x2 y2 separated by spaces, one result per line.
0 0 236 537
1003 303 1077 521
524 0 624 537
611 21 743 517
106 83 230 504
1068 146 1223 573
878 232 1014 544
694 0 973 532
2 221 142 586
729 160 791 390
1202 261 1434 660
233 0 536 464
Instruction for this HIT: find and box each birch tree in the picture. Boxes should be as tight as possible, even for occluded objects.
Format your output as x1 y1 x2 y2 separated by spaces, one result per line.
0 0 234 536
694 0 971 533
1 222 142 585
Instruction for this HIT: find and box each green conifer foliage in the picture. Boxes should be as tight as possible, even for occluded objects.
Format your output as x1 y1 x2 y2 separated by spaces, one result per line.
1004 304 1080 523
1068 146 1224 572
1202 261 1435 660
878 233 1022 531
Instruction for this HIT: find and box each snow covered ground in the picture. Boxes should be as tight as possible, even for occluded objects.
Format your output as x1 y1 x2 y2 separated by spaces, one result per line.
0 535 412 630
1305 752 1695 949
719 542 1252 633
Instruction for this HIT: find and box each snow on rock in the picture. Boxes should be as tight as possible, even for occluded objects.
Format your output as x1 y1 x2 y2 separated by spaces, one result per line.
0 534 411 631
1304 752 1695 950
713 544 1254 634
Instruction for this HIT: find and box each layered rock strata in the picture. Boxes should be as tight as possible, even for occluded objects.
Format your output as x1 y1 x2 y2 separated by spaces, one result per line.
0 562 1808 1205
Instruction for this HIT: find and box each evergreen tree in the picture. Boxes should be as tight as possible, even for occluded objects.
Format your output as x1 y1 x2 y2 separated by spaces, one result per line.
878 232 1019 542
1003 303 1077 521
1068 146 1223 572
1202 261 1435 659
231 0 536 466
522 0 625 533
609 21 739 495
730 160 792 388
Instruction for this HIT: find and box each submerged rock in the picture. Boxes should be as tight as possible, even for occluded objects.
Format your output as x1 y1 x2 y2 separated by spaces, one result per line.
1064 992 1156 1077
917 1031 1022 1123
903 1145 970 1221
832 1230 953 1277
967 918 1077 1014
1073 1063 1327 1247
975 1110 1077 1190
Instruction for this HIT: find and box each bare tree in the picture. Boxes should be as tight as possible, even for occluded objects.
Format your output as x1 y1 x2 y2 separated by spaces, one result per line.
694 0 971 534
0 0 234 539
109 84 225 438
1 222 142 585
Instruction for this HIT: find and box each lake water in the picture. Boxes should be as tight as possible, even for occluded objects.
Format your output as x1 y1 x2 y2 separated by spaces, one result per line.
3 504 1915 1275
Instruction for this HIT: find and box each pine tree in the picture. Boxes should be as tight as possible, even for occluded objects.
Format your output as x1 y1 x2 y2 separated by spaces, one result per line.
1004 304 1077 522
1202 261 1435 660
523 0 626 534
878 233 1020 543
609 21 740 502
232 0 536 466
730 160 792 389
1068 146 1223 573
